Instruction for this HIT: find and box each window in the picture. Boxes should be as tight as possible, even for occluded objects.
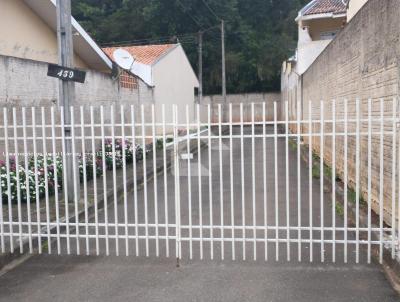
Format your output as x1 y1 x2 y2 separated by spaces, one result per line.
320 30 339 40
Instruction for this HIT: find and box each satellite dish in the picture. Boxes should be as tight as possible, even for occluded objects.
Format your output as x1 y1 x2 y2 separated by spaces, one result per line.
113 48 135 70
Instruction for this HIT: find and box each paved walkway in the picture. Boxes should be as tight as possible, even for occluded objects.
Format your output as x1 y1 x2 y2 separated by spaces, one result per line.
0 126 398 302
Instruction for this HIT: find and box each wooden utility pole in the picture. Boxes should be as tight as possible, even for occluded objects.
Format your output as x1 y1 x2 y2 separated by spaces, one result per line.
221 20 227 120
198 31 203 104
56 0 78 202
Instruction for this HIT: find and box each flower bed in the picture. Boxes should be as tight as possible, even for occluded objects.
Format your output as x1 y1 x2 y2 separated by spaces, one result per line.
0 138 166 203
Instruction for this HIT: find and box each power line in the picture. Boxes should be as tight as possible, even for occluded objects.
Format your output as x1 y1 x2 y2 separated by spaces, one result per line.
200 0 220 21
101 25 220 47
176 0 204 29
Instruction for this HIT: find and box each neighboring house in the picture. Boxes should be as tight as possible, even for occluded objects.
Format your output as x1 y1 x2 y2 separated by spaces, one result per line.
103 44 200 124
0 0 110 71
0 0 152 108
294 0 347 75
281 0 369 120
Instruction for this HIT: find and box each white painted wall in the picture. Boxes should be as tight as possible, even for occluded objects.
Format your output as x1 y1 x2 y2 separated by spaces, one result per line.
152 45 199 126
347 0 369 22
297 40 331 75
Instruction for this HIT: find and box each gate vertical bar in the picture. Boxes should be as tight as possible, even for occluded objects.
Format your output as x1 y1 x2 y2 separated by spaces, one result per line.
285 100 290 261
41 107 51 254
90 106 99 255
263 102 268 261
173 105 182 261
218 104 224 260
252 103 257 261
152 105 159 257
344 99 348 263
274 101 279 261
208 104 214 260
12 108 22 253
121 106 129 256
392 98 397 259
332 100 336 262
320 100 325 263
367 99 372 263
162 105 169 257
379 99 384 264
186 105 193 259
356 99 360 263
141 105 149 257
80 107 89 255
130 106 139 257
0 131 3 253
297 100 302 262
240 103 245 260
308 101 313 262
70 107 80 255
197 104 203 260
33 108 41 253
2 109 13 252
229 103 235 260
110 105 119 256
100 106 109 256
23 108 33 253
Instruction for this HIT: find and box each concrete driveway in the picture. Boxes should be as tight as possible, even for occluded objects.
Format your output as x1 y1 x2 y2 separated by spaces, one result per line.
0 126 398 302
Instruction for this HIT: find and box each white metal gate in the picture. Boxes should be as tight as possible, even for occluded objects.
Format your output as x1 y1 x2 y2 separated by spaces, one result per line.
0 100 399 263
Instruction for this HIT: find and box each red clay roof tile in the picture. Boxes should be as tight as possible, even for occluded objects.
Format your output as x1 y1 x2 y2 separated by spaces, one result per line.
303 0 347 16
103 44 176 65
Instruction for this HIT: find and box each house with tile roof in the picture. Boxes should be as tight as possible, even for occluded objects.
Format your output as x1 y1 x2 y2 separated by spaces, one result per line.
294 0 348 75
104 43 199 124
0 0 111 72
281 0 369 120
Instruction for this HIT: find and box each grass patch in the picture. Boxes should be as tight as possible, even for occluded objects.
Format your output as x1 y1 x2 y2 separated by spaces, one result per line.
312 164 320 179
42 241 49 253
335 202 344 217
346 188 367 206
288 138 298 150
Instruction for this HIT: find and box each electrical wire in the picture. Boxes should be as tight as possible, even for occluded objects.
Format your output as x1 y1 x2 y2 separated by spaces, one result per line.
101 24 220 47
176 0 204 29
200 0 221 21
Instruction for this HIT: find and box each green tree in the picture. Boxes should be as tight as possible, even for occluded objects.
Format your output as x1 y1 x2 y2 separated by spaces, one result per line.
72 0 308 94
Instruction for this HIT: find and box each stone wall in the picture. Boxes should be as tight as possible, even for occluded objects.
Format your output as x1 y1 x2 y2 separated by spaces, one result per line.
284 0 400 226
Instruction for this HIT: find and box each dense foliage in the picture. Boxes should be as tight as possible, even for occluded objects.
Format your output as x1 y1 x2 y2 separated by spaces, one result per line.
72 0 308 94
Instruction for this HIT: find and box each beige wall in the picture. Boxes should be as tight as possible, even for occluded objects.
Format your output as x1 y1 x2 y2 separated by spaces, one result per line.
301 17 346 41
347 0 369 22
0 0 87 68
201 92 281 123
296 17 345 74
153 45 199 126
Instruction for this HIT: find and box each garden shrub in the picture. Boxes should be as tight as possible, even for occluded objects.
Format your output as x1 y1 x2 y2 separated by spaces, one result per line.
0 137 169 204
